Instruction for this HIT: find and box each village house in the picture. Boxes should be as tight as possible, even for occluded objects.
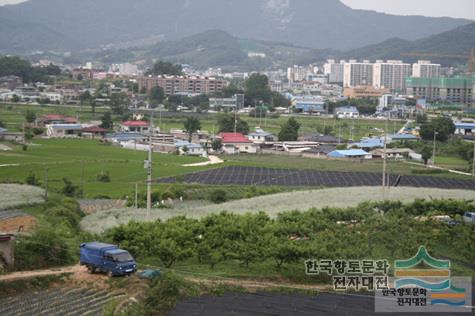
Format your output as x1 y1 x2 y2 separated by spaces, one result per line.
120 121 150 133
218 133 258 154
248 128 277 144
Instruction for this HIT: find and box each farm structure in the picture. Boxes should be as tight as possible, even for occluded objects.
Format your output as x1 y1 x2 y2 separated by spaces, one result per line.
0 287 124 316
159 166 475 190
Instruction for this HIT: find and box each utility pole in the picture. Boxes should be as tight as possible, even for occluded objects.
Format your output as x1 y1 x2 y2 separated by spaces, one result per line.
81 160 85 198
432 130 438 166
382 113 389 200
135 182 138 209
44 168 48 201
472 142 475 176
146 110 154 218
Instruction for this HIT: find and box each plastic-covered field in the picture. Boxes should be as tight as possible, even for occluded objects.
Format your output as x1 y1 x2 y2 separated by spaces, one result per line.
0 288 123 316
171 290 474 316
160 166 475 190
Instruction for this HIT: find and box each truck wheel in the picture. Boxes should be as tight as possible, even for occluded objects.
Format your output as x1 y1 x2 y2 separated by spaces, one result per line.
87 266 95 274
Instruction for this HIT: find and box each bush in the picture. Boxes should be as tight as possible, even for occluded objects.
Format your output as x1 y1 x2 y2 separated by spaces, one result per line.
209 189 227 204
25 172 40 186
60 178 83 198
97 171 111 183
15 229 75 271
145 274 199 314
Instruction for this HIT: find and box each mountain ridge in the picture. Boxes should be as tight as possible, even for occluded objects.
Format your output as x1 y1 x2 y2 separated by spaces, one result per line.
0 0 471 53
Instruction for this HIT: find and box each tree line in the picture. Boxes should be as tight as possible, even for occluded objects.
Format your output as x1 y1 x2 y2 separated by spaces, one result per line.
106 199 475 271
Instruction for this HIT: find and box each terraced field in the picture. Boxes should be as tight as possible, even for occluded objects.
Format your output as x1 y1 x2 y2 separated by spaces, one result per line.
0 287 124 316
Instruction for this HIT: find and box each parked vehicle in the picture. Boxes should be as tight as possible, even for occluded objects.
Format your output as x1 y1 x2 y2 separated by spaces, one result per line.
463 212 475 224
80 242 137 276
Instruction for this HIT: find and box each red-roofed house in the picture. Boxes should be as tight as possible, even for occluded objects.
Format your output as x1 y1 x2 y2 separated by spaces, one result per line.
39 114 78 126
218 132 258 154
120 121 150 133
81 126 108 139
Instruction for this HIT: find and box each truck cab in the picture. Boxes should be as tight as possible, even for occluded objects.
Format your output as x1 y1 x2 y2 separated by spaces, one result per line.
80 242 137 276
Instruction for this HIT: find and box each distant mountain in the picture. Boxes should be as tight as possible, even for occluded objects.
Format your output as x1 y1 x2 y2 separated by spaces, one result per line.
84 24 475 71
0 0 471 53
342 22 475 64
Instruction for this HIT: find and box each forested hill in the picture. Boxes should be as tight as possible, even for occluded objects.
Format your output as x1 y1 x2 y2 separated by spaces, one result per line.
0 0 470 53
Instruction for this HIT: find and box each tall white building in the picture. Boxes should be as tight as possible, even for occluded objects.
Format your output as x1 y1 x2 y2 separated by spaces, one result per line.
287 65 307 83
324 59 345 84
109 63 139 76
343 60 373 87
373 60 412 92
412 60 441 78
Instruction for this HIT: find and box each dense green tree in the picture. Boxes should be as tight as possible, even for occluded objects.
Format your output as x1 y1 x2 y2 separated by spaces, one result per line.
149 86 165 106
420 117 456 142
271 91 290 108
421 146 433 165
244 73 272 106
217 113 249 134
25 110 36 123
183 117 201 142
109 92 129 115
278 117 301 141
211 139 222 151
100 112 113 129
148 60 183 76
0 120 5 128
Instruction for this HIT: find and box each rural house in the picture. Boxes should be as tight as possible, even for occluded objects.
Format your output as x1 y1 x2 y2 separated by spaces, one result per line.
120 121 150 133
218 133 258 154
248 128 276 144
327 149 372 160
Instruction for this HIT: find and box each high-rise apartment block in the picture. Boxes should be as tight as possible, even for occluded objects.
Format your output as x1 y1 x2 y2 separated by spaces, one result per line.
373 60 412 93
343 60 373 87
412 60 441 78
138 75 227 96
324 59 345 84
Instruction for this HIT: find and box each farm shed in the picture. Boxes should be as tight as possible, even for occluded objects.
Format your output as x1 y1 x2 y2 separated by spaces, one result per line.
0 210 37 233
0 234 15 270
327 149 372 160
46 124 83 138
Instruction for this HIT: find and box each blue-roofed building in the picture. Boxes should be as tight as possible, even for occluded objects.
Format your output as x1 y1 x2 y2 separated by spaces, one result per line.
175 140 205 156
0 127 8 135
455 122 475 136
105 132 148 143
388 133 419 142
248 128 276 144
46 124 83 138
294 96 326 114
350 137 385 150
328 149 372 159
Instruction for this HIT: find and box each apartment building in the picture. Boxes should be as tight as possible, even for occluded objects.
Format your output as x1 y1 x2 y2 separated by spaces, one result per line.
138 75 228 96
343 60 373 87
373 60 412 93
412 60 441 78
324 59 345 84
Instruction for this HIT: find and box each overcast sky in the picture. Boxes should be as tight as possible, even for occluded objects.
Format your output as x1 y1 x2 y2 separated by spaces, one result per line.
341 0 475 20
0 0 474 20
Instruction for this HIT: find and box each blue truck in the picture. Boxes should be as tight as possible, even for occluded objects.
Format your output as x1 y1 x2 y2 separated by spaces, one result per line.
80 242 137 276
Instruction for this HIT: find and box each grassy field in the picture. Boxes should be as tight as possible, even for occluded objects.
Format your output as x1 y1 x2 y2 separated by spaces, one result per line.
1 103 402 140
0 139 208 198
156 113 403 141
0 103 109 132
